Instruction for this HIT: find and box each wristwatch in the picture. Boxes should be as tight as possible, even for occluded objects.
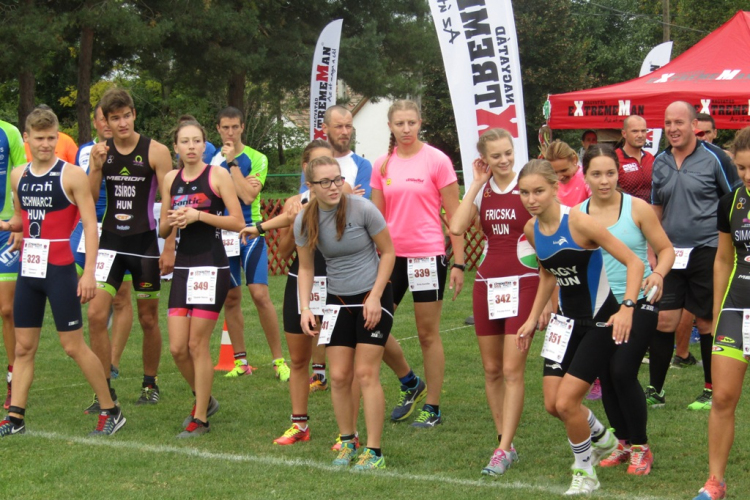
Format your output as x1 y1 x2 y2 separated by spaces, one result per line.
452 263 466 271
256 222 265 235
227 160 238 168
622 299 636 308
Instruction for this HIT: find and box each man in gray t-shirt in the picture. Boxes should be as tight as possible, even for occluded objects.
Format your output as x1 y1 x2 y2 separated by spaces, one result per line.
649 101 736 411
294 195 386 296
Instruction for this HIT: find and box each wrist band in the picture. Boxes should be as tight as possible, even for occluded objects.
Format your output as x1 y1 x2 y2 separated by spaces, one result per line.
256 222 265 235
301 306 310 311
652 271 664 280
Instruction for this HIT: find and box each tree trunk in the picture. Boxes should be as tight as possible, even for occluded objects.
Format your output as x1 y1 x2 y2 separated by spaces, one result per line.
76 24 94 144
18 70 35 130
227 72 245 113
276 104 284 165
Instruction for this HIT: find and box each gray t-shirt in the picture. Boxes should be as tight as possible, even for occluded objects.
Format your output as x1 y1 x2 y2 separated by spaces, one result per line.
294 195 387 295
652 141 735 248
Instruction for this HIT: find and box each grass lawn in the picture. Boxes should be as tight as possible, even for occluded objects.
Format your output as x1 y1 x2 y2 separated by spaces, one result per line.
1 271 748 499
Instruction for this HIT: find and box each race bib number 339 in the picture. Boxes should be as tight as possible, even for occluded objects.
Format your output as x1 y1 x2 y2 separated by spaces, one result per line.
407 257 438 292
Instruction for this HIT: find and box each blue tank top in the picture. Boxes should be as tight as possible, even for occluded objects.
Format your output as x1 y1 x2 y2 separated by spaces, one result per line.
534 206 619 321
580 194 651 303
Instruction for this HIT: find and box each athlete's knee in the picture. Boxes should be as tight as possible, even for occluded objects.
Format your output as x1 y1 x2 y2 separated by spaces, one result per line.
0 300 13 322
483 360 503 383
416 329 441 350
60 334 86 359
354 363 380 387
544 397 560 418
329 366 353 389
289 348 310 371
14 337 37 359
554 396 579 421
224 288 241 309
656 310 680 331
187 336 210 357
248 286 273 308
137 307 159 332
113 291 132 313
87 303 110 330
502 363 525 386
169 341 190 362
712 385 740 413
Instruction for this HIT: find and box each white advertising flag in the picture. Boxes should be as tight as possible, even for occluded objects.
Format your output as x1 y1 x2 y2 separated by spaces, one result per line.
310 19 343 141
639 41 673 155
429 0 527 185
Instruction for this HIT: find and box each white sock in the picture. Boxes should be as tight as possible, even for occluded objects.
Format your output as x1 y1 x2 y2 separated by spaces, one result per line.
569 437 594 472
587 409 606 441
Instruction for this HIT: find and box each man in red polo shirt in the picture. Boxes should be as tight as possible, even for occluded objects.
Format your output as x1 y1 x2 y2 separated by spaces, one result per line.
615 115 654 202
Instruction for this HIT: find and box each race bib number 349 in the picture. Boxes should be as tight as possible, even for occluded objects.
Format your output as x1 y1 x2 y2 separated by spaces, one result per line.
187 266 218 304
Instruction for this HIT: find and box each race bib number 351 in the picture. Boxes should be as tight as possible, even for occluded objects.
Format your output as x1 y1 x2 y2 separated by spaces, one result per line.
540 314 574 363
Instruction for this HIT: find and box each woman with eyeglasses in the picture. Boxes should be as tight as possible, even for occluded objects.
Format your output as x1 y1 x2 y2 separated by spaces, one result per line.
295 156 395 470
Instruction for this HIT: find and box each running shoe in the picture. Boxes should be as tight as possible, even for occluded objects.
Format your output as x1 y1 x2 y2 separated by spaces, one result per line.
332 440 357 466
110 364 119 380
353 448 386 471
599 442 630 468
671 352 698 368
273 423 310 445
627 445 653 475
0 417 25 436
586 379 602 400
309 373 328 393
182 396 220 428
411 407 442 428
688 388 713 411
177 418 210 439
390 377 426 422
331 433 359 451
564 469 600 496
693 476 727 500
225 360 256 378
644 385 666 408
84 391 120 415
4 381 10 410
481 447 518 476
136 385 160 405
273 358 291 382
88 408 126 436
591 428 617 466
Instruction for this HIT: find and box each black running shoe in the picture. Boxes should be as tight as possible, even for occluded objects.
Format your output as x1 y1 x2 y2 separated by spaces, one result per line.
0 417 25 436
88 407 126 436
390 377 426 422
136 385 160 405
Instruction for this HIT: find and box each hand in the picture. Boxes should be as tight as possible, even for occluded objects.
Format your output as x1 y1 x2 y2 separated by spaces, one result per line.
516 320 536 351
159 247 175 276
78 272 97 304
239 226 260 244
222 142 235 164
285 201 303 223
472 158 492 185
449 266 464 301
641 272 663 304
89 142 109 170
607 306 634 345
363 294 382 330
8 231 22 252
301 309 318 337
537 300 554 331
352 184 366 197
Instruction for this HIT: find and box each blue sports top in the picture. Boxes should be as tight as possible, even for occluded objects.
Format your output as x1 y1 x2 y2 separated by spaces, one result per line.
534 206 619 321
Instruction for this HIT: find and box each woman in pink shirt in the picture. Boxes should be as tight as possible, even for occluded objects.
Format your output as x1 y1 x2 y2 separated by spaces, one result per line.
544 140 591 207
371 100 465 427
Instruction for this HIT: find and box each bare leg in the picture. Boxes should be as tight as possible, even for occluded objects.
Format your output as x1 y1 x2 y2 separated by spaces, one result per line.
223 287 247 356
248 284 283 360
58 329 114 408
110 281 134 369
354 344 385 449
674 309 694 359
186 317 217 422
0 281 15 367
287 333 313 415
414 301 445 406
136 298 161 377
555 374 594 444
86 289 115 375
327 345 355 436
707 355 747 481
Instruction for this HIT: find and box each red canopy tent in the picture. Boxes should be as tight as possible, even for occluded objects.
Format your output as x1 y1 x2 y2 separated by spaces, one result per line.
547 11 750 130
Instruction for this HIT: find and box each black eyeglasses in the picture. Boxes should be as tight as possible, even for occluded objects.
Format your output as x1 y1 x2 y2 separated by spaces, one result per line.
310 176 345 189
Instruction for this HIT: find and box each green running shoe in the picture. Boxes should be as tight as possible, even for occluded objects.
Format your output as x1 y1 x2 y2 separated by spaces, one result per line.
332 440 357 466
353 448 385 471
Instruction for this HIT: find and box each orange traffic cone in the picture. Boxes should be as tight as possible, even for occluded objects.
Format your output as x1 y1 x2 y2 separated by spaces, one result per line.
214 321 235 371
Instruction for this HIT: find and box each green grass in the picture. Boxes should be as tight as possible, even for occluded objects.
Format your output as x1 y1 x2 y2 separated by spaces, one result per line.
1 271 748 499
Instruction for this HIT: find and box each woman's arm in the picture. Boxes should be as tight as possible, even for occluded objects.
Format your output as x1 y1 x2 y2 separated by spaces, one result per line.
449 159 490 236
441 181 465 300
159 171 177 239
297 244 317 336
633 197 675 303
362 228 396 330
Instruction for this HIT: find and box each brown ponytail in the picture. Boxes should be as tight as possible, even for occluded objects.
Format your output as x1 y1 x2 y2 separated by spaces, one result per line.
301 156 348 250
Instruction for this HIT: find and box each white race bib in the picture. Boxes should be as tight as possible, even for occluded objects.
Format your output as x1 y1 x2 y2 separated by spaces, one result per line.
298 276 327 315
94 250 117 282
486 276 519 319
318 305 341 346
222 230 240 257
541 313 575 363
21 239 50 278
186 266 218 304
407 257 438 292
672 247 693 270
742 309 750 358
77 222 103 254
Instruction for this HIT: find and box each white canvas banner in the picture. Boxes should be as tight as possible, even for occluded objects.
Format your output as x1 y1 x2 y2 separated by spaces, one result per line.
310 19 343 141
429 0 527 185
639 41 673 155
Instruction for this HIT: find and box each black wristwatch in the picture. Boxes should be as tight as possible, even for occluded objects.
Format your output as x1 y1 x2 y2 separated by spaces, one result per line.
452 263 466 272
227 160 238 168
622 299 636 308
256 222 265 235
